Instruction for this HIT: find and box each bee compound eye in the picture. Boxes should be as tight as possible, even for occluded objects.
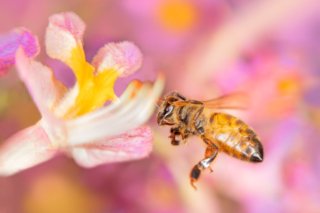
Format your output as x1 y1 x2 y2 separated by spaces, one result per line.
165 105 173 113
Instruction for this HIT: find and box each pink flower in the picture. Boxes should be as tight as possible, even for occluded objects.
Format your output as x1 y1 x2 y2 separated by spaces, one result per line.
0 12 164 176
0 28 39 76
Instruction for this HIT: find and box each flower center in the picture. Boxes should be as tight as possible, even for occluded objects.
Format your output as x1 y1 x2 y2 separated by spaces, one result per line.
62 45 119 119
277 75 300 96
156 0 198 33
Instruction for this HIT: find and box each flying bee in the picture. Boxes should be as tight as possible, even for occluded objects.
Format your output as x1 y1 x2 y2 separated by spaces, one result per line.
157 92 263 189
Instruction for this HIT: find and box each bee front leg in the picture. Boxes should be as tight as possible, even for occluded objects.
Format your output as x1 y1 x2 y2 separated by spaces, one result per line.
190 144 218 190
169 127 182 145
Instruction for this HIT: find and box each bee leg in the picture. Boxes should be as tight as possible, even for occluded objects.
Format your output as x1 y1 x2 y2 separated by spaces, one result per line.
169 127 181 145
204 144 218 173
190 144 218 190
170 138 180 146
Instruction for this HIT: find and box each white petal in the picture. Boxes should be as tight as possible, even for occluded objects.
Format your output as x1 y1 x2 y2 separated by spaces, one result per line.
66 75 165 146
15 48 66 121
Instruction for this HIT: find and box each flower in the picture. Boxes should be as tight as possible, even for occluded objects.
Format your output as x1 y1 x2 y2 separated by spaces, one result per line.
0 12 164 176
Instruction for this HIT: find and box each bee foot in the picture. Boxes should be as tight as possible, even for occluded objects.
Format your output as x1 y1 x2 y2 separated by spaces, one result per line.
209 166 213 173
190 165 201 190
171 140 180 145
190 179 198 190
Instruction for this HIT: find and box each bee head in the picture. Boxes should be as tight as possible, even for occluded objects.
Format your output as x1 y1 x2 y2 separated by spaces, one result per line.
157 92 186 126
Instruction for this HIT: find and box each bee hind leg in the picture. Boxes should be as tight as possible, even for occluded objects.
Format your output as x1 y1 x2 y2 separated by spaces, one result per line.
190 144 218 190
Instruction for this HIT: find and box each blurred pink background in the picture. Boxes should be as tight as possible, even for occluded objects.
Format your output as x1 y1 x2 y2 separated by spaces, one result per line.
1 0 320 212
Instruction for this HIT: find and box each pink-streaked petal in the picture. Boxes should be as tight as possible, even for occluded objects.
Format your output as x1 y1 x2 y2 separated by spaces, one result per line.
0 123 57 176
0 28 39 75
45 12 85 63
15 48 66 117
71 126 152 168
66 75 165 146
92 42 143 77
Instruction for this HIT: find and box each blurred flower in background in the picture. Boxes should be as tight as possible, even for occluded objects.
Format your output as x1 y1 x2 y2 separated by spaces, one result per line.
0 0 320 213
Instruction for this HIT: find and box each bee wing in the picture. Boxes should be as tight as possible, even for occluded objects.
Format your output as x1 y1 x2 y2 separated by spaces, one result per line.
203 93 249 110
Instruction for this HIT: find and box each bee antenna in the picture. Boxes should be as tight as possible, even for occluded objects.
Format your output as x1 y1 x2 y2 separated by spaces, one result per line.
157 97 163 106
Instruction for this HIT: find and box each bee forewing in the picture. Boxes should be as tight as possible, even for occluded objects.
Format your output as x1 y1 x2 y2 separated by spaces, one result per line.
203 92 249 110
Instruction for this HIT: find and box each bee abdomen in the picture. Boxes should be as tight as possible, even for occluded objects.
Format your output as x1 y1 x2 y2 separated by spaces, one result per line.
233 135 263 162
210 113 263 162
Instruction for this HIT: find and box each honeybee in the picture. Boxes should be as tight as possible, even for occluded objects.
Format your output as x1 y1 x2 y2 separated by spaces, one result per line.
157 92 263 189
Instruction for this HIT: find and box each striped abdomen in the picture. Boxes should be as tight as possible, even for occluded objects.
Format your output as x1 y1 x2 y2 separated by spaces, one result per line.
206 113 263 162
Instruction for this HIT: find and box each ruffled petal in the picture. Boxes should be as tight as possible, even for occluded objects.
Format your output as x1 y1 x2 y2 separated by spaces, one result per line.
66 75 165 146
0 28 39 75
48 12 85 41
71 126 153 168
45 12 85 61
45 12 92 81
0 123 57 176
15 48 67 119
92 42 143 77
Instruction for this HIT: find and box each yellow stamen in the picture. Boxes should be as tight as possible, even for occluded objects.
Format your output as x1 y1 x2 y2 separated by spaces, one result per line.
63 45 120 119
